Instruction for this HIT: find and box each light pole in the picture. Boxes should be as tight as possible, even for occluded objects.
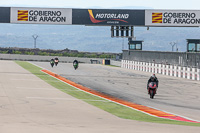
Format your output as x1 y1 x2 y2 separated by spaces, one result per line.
32 34 38 49
170 42 176 52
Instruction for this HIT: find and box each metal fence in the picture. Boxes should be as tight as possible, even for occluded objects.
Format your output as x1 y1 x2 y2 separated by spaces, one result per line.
121 60 200 80
123 50 200 68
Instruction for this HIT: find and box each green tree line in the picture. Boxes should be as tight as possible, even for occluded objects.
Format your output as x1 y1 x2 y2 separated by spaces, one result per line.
0 50 118 59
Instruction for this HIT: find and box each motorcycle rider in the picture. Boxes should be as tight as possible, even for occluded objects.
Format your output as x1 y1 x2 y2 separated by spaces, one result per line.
147 74 159 93
73 59 79 70
50 58 55 67
54 57 59 66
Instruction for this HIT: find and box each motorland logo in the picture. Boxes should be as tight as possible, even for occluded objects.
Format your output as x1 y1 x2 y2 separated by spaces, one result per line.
152 12 200 24
17 10 67 22
88 9 129 24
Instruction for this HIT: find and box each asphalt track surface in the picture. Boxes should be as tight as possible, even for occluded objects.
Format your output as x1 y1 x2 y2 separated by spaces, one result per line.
0 60 200 133
34 61 200 122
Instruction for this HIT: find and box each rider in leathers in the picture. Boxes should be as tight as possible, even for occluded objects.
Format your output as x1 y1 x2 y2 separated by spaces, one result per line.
147 74 159 93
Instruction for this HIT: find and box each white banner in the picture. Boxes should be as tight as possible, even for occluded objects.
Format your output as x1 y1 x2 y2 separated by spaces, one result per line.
11 7 72 25
145 10 200 27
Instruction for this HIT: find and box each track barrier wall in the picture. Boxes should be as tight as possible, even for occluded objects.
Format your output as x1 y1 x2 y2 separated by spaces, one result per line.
0 54 103 64
121 60 200 81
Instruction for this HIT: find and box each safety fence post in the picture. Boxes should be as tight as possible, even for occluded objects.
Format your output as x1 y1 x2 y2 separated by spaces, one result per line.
162 64 165 75
143 62 145 71
144 62 146 72
146 62 149 72
133 61 135 70
170 65 173 76
187 67 191 79
121 60 123 68
152 63 154 73
197 69 200 80
174 65 177 77
166 65 169 76
183 67 186 78
155 63 158 73
127 60 129 69
158 64 161 74
149 63 152 73
178 66 181 78
139 62 142 71
135 61 137 70
126 60 129 69
192 68 196 80
137 61 140 71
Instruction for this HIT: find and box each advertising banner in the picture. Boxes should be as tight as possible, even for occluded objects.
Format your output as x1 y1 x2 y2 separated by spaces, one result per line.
72 9 145 26
11 7 72 25
0 7 10 23
145 10 200 27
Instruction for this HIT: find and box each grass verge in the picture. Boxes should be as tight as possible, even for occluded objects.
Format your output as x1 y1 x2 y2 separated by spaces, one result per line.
15 61 200 127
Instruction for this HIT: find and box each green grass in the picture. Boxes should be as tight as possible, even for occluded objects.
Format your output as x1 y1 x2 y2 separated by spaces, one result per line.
15 61 200 127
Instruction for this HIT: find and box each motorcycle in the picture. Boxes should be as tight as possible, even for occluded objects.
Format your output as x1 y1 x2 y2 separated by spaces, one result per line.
148 82 157 99
54 58 59 66
73 62 78 70
50 59 54 67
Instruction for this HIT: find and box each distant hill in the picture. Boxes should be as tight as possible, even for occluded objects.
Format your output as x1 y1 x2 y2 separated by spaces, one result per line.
0 23 199 53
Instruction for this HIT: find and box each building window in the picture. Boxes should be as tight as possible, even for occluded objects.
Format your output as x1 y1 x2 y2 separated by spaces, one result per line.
188 43 195 52
136 44 142 50
197 44 200 52
130 44 136 50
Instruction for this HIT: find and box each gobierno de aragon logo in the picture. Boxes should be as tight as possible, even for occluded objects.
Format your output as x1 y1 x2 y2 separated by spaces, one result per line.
18 10 28 21
152 12 200 24
17 10 67 22
88 9 129 24
152 13 163 23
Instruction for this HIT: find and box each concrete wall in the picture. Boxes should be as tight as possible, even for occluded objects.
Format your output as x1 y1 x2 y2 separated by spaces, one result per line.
0 54 103 64
123 50 200 68
110 60 121 67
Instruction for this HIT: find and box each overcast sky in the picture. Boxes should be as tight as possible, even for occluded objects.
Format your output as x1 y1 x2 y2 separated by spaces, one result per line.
1 0 200 10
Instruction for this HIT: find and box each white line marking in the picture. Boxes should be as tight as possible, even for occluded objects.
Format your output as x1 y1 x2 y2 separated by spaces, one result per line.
11 79 43 81
26 97 108 102
16 87 57 90
16 87 82 91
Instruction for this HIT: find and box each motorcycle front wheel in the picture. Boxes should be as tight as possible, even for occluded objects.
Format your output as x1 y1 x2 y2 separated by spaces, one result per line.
150 90 154 99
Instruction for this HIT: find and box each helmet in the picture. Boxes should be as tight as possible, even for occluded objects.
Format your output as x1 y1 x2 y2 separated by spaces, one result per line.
151 74 156 81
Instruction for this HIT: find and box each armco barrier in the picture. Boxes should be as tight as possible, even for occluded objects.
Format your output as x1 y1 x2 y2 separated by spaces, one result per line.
121 60 200 81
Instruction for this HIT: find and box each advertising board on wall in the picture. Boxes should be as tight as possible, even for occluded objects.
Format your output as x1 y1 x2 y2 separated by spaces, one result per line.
72 9 145 26
11 7 72 25
145 10 200 27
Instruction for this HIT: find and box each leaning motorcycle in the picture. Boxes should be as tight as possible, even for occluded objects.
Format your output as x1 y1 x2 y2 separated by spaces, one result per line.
148 82 157 99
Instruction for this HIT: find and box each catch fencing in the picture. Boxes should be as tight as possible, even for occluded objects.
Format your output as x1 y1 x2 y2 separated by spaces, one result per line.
121 60 200 80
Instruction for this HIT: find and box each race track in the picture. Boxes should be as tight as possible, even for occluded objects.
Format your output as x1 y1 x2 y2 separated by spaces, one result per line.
33 61 200 121
1 60 200 133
